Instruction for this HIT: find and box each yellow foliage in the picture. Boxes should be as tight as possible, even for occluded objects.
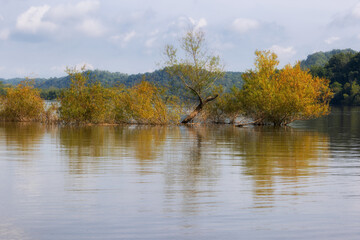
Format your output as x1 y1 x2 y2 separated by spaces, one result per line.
239 50 333 125
0 80 45 122
113 81 182 124
59 67 114 124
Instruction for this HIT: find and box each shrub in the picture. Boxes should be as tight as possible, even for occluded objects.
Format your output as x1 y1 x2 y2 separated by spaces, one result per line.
0 80 45 122
113 81 182 124
58 67 114 124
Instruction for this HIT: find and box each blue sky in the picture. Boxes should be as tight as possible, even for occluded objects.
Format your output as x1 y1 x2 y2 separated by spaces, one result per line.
0 0 360 78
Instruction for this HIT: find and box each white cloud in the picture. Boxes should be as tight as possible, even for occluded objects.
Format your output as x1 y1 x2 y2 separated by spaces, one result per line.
0 29 9 40
269 45 296 62
232 18 259 33
16 5 57 33
123 31 136 42
325 36 340 44
110 30 136 47
51 63 94 73
77 18 105 37
75 62 94 71
145 37 157 48
352 3 360 18
49 0 99 21
189 17 207 30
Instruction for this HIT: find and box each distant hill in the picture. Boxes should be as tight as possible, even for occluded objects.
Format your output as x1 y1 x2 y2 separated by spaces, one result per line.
304 49 360 105
2 69 243 90
300 49 357 69
1 69 243 100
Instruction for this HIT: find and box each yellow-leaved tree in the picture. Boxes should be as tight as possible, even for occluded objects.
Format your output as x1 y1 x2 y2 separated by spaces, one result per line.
239 50 333 125
113 81 181 124
58 67 114 124
0 80 45 122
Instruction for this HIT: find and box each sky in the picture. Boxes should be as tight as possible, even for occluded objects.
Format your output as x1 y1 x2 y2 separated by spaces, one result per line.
1 0 360 78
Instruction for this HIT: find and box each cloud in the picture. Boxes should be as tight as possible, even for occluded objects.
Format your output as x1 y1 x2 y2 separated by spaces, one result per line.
0 29 9 40
325 36 340 44
49 0 99 21
51 62 94 73
16 5 57 33
352 3 360 18
145 37 157 48
232 18 259 33
74 62 94 71
269 45 296 62
110 30 136 47
123 31 136 42
189 17 207 30
77 18 105 37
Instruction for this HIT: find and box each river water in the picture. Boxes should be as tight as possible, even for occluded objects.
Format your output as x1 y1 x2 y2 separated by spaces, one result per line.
0 107 359 239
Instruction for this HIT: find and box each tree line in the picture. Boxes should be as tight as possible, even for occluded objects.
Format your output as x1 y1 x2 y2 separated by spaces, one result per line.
303 49 360 105
0 28 333 126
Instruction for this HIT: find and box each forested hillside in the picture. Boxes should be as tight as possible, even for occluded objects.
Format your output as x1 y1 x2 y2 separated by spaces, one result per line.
305 50 360 105
1 69 243 100
300 49 356 69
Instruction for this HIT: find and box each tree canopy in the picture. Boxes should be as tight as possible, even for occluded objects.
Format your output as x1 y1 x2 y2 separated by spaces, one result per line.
239 50 333 125
164 28 224 123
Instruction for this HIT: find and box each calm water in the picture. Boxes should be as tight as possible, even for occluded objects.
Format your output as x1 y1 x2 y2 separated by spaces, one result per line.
1 107 360 240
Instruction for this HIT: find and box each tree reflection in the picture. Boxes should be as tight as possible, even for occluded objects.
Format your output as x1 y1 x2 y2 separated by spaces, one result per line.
164 126 221 215
0 122 45 155
59 126 111 175
59 125 170 175
231 126 330 208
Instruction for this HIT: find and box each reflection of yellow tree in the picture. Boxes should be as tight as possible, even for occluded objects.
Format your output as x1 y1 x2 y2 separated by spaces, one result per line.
112 126 169 175
232 127 330 207
120 126 167 162
59 126 111 174
59 125 170 175
1 122 45 154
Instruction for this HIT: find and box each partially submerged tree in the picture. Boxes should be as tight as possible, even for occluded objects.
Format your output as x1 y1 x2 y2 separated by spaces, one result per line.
164 28 224 123
239 50 333 125
58 66 114 124
0 79 45 122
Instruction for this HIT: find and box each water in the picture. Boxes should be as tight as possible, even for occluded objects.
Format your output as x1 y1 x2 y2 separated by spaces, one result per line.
0 107 360 239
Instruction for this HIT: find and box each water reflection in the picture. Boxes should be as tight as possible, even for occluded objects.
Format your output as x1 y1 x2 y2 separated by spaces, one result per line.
59 126 112 175
0 122 45 153
231 127 330 207
0 120 341 239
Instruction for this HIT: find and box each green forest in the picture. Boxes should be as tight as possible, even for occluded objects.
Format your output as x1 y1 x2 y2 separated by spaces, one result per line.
301 49 360 105
0 69 243 101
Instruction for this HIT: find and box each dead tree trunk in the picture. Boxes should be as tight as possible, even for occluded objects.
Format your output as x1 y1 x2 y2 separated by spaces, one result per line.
181 94 218 123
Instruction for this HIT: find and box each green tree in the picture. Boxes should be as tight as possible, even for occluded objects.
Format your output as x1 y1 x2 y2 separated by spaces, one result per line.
164 28 224 123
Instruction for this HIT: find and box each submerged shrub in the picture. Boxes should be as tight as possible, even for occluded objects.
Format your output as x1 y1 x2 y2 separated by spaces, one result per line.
113 81 182 124
0 80 45 122
203 85 243 124
58 67 114 124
